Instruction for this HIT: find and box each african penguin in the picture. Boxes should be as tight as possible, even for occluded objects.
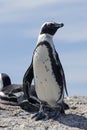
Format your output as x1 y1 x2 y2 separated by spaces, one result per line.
0 73 11 96
0 73 23 104
0 73 39 111
0 73 11 91
23 22 69 120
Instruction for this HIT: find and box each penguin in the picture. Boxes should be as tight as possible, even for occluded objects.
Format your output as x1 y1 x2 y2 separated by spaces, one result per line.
0 73 11 97
23 22 69 120
0 73 11 90
0 73 39 111
0 73 23 103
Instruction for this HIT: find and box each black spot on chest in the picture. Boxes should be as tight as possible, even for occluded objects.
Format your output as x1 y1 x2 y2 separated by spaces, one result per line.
45 65 49 72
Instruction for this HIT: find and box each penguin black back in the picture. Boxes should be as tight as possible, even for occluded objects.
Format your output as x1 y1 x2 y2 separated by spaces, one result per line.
1 73 11 88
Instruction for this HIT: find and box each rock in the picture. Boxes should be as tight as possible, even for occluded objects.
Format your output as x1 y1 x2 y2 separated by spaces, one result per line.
0 96 87 130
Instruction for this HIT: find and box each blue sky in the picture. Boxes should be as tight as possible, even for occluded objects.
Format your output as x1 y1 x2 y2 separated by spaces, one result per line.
0 0 87 96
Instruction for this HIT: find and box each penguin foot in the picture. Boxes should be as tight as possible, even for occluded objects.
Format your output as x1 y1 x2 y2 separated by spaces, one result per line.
32 103 49 121
32 111 47 121
45 104 65 120
32 107 64 121
46 111 60 120
32 103 65 121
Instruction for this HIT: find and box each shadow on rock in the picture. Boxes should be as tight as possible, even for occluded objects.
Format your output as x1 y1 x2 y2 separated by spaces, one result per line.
57 113 87 130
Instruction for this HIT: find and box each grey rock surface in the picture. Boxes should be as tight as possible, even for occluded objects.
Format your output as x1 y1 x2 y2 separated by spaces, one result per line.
0 96 87 130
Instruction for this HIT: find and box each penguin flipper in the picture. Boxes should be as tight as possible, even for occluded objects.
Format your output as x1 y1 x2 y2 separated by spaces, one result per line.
55 51 68 96
23 60 34 100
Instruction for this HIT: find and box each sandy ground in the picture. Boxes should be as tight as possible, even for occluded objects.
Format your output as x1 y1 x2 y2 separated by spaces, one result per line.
0 96 87 130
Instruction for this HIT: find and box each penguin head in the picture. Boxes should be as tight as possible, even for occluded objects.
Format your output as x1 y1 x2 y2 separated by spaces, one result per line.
40 22 64 36
0 73 11 91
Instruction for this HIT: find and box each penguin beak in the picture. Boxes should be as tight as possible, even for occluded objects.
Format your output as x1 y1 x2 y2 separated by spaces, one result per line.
55 23 64 29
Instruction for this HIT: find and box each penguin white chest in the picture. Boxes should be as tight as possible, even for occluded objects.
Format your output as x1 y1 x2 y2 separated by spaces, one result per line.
33 44 61 107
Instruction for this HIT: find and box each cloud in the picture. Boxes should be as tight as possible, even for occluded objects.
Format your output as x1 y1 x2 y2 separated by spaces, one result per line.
0 0 85 24
0 0 63 15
